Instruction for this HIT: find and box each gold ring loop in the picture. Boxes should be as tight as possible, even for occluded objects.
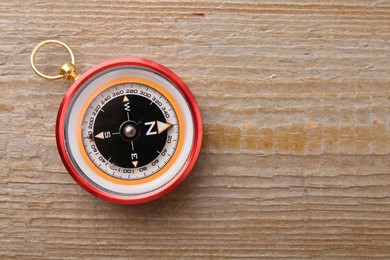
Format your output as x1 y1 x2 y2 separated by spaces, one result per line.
30 40 75 80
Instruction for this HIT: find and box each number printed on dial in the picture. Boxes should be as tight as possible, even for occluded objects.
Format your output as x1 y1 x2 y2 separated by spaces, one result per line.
81 82 179 180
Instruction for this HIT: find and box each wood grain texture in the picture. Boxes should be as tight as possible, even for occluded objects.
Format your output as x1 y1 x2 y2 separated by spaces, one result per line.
0 0 389 258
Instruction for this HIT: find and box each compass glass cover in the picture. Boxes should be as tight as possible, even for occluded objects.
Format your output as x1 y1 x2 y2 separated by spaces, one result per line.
64 66 195 196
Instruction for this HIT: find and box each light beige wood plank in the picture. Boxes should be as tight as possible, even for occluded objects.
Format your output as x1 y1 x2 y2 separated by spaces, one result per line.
0 0 389 258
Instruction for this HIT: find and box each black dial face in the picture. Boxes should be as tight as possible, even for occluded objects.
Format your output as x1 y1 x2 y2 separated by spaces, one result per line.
93 94 167 168
81 82 179 180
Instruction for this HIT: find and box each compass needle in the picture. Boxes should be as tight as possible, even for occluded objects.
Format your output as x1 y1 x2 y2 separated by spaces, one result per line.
95 132 104 139
156 120 173 134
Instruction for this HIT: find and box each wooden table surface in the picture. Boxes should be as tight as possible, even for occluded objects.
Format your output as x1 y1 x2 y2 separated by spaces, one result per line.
1 0 389 258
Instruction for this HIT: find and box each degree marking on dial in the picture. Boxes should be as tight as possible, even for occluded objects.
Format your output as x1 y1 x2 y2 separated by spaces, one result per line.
80 80 181 183
105 157 111 166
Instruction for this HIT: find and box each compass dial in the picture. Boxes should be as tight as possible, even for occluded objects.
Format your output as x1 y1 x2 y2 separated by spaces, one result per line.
57 60 202 204
82 82 179 180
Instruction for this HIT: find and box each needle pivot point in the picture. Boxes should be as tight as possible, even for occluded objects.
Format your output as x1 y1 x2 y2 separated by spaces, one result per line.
123 124 137 138
120 121 140 141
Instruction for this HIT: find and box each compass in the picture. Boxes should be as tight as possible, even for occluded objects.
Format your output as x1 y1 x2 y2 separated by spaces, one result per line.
30 40 202 204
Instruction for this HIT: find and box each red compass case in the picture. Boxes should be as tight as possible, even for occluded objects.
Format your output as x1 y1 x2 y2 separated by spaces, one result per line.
31 41 202 204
